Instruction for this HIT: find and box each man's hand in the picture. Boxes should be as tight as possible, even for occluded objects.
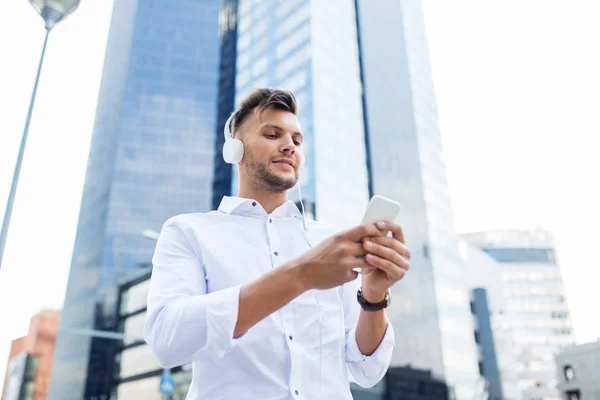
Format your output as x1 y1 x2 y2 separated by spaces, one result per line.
291 224 385 291
360 221 411 302
233 223 385 338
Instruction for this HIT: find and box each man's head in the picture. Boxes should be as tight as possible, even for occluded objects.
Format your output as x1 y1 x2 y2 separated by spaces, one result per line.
230 88 303 194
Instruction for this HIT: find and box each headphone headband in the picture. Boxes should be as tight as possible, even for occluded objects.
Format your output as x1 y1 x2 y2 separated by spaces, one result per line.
223 112 236 141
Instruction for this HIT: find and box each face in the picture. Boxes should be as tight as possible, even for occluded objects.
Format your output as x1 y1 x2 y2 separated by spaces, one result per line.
238 108 304 193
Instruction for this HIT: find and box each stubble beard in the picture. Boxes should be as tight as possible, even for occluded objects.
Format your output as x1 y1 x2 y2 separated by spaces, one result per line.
244 151 298 193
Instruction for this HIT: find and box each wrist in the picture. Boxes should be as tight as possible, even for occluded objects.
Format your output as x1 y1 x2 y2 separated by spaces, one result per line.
283 260 312 293
361 288 388 303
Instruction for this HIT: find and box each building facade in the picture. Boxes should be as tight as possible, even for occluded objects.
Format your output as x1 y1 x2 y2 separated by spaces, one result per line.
236 0 483 397
49 0 225 398
470 288 503 400
356 0 481 398
232 0 371 226
555 341 600 400
460 239 522 400
463 229 575 400
111 270 192 399
1 311 60 400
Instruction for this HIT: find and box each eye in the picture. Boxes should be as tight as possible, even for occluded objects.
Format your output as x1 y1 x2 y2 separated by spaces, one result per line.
264 132 277 138
293 140 302 146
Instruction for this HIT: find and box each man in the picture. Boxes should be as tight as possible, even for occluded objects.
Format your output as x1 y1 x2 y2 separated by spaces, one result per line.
144 88 411 399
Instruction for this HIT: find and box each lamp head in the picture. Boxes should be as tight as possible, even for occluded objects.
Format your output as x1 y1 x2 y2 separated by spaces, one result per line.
29 0 80 30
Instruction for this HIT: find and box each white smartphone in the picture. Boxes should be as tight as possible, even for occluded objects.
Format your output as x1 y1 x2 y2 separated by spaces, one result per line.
355 195 402 273
362 195 402 225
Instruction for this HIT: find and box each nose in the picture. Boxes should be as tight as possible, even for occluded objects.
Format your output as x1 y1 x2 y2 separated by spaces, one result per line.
280 136 296 156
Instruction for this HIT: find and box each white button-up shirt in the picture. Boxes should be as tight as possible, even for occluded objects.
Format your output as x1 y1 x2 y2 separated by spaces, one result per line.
144 196 394 399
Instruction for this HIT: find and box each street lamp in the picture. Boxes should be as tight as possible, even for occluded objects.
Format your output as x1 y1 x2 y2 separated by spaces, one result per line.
0 0 80 270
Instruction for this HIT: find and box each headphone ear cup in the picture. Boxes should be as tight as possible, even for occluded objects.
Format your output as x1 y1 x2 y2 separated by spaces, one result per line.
222 138 244 164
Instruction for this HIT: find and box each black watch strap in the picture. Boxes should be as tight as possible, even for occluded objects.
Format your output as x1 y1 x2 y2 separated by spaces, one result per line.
357 288 390 311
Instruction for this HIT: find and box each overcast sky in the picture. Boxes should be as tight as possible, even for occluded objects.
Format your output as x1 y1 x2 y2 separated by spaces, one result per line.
1 0 599 389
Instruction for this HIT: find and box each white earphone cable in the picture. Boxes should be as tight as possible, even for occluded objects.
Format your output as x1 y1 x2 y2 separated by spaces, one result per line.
297 183 322 396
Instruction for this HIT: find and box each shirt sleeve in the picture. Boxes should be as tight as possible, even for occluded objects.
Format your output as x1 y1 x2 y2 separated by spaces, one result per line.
342 276 395 388
143 216 242 369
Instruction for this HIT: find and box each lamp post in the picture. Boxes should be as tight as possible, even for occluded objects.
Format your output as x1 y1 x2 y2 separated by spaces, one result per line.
0 0 80 270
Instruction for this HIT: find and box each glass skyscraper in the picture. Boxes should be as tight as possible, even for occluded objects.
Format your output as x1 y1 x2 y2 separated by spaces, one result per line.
49 0 224 398
463 229 575 400
233 0 371 227
234 0 481 398
356 0 481 398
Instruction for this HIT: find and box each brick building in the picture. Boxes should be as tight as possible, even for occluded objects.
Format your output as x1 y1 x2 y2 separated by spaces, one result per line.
2 310 60 400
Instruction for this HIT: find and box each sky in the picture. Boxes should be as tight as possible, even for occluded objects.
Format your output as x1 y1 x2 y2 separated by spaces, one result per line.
1 0 599 390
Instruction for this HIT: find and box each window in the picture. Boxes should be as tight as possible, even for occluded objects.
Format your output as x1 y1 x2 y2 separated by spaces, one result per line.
474 331 480 344
566 390 580 400
117 376 162 400
119 345 162 379
483 248 555 263
564 365 575 382
120 280 150 315
22 381 35 400
252 56 268 77
276 24 309 59
478 361 485 376
279 70 307 94
122 312 147 345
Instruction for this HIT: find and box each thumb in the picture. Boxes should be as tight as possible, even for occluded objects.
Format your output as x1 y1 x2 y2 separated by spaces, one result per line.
341 224 383 242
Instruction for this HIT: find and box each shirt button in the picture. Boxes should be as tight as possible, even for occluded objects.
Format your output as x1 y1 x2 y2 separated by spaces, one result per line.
289 335 293 340
269 218 272 223
295 390 299 395
252 201 257 206
274 251 279 256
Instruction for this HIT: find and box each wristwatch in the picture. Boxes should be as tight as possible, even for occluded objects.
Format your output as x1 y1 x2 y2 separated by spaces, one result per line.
357 288 391 311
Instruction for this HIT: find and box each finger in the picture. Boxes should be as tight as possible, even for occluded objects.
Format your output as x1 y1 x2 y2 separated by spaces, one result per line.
345 269 359 282
363 240 410 271
364 254 407 281
340 224 385 242
342 254 375 270
375 221 405 244
345 242 368 258
364 236 411 260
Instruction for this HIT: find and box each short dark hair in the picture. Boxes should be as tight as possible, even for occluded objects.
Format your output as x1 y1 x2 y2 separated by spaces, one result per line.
232 88 298 137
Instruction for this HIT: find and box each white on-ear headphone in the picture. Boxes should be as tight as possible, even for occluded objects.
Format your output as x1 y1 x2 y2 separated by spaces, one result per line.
222 112 244 164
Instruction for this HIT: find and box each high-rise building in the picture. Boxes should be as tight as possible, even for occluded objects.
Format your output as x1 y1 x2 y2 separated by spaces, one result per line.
49 0 225 398
356 0 481 398
1 310 60 400
463 229 575 400
233 0 371 225
459 239 522 400
236 1 481 397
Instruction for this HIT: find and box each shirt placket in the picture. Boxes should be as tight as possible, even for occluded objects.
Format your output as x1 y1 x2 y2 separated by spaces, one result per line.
266 215 302 399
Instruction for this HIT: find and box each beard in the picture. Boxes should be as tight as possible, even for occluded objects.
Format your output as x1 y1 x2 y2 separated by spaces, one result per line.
244 151 298 193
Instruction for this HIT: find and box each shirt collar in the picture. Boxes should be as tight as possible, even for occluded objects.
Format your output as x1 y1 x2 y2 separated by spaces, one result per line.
218 196 302 219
